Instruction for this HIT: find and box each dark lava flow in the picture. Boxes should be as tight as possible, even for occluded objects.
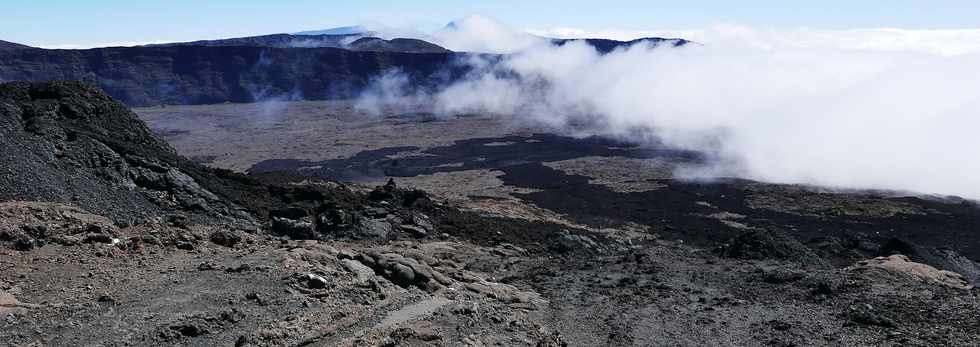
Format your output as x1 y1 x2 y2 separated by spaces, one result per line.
250 133 701 181
251 133 980 263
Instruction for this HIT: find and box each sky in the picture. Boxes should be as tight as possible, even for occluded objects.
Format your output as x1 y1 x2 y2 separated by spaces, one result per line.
2 0 980 48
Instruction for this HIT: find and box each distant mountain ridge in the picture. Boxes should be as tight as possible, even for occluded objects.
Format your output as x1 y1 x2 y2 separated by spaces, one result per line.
347 37 451 53
0 45 467 106
146 33 355 49
0 29 689 106
142 30 684 54
145 33 451 53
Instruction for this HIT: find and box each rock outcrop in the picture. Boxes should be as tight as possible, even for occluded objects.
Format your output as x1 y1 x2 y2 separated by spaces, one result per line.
0 201 118 250
848 254 974 289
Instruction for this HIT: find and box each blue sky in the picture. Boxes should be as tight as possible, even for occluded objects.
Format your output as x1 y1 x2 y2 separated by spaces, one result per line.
3 0 979 47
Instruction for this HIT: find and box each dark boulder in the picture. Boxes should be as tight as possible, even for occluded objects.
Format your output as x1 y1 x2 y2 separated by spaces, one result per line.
209 230 242 248
271 217 316 239
717 228 827 267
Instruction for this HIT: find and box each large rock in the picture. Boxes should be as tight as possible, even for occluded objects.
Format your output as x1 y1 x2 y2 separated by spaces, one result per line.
356 218 393 240
271 217 316 239
716 228 827 267
340 258 377 284
877 238 980 284
0 290 38 316
355 250 452 290
0 201 118 250
848 254 974 290
209 229 243 248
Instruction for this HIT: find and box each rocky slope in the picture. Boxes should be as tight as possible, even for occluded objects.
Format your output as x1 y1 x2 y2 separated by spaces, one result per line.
0 81 255 224
0 81 415 228
1 82 979 346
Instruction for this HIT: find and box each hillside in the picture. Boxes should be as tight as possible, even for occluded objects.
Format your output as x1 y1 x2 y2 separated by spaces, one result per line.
0 81 300 225
1 81 979 346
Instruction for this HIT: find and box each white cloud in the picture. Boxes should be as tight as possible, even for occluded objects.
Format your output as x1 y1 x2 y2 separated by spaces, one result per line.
432 15 545 53
530 25 980 55
368 19 980 199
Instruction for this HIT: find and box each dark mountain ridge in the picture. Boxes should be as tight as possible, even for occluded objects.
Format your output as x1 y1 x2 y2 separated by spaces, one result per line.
146 33 357 49
347 37 451 53
0 45 468 107
145 33 451 53
0 33 687 107
552 37 690 53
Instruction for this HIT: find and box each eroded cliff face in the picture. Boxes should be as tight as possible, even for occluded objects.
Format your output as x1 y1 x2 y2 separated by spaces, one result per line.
0 46 466 107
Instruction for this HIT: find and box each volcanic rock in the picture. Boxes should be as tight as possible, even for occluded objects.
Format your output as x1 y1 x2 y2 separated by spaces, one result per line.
271 217 316 239
357 219 393 240
340 258 377 284
392 264 416 285
717 228 827 267
209 229 243 248
0 81 255 225
303 274 329 289
2 81 980 346
847 254 974 289
0 201 118 250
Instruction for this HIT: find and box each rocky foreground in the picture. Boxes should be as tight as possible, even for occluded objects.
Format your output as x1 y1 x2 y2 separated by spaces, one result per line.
1 81 979 346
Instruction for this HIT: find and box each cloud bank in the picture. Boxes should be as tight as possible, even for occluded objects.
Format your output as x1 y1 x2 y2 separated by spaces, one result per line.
530 26 980 56
365 16 980 199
